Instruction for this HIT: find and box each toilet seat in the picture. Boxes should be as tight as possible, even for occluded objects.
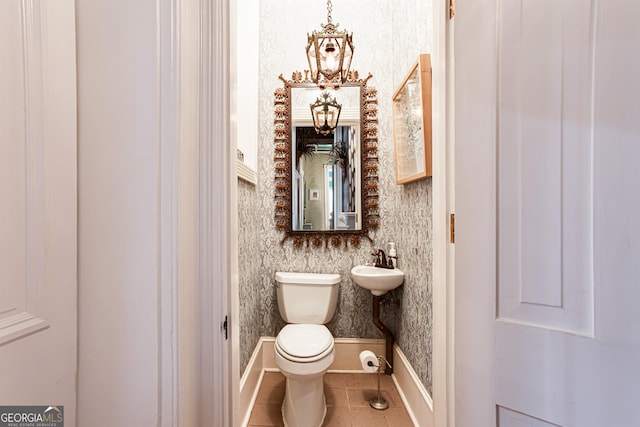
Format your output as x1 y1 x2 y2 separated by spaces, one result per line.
275 324 334 363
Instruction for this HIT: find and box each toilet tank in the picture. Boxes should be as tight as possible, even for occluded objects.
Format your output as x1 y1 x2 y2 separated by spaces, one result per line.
275 272 341 324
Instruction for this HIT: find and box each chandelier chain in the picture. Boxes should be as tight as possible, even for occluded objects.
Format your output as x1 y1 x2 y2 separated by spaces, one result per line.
326 0 333 24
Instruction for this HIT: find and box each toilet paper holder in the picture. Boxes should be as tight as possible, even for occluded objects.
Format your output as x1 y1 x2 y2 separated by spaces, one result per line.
362 353 392 410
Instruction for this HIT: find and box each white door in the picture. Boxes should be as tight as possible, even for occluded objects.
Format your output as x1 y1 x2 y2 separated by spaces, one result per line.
455 0 640 426
0 0 77 424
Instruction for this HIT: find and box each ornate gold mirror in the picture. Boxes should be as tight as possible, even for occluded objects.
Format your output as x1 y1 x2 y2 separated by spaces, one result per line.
274 71 379 247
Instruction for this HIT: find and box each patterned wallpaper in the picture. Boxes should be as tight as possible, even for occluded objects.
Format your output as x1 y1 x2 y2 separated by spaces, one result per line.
238 0 433 393
238 179 262 374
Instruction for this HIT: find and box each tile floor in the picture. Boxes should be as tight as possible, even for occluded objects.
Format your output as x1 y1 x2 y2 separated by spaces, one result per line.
247 371 415 427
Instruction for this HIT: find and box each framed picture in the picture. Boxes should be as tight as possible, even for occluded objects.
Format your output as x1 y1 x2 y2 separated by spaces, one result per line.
392 54 432 184
309 188 320 201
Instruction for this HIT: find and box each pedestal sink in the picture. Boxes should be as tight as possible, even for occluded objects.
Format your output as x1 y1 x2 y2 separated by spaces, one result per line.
350 265 405 296
350 265 405 375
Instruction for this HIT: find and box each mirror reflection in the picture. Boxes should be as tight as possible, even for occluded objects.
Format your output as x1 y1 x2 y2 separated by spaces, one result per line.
290 86 361 232
292 125 360 231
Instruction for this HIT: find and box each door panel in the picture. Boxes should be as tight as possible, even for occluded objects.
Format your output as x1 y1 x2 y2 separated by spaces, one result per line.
497 0 595 336
455 0 640 425
496 3 597 422
0 1 28 324
0 0 77 423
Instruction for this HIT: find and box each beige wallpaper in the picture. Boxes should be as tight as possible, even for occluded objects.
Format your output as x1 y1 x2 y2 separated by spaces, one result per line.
238 0 433 393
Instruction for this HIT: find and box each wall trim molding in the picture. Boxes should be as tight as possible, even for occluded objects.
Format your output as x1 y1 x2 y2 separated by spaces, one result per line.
237 160 257 185
392 344 434 427
239 337 433 427
157 1 179 426
239 337 269 426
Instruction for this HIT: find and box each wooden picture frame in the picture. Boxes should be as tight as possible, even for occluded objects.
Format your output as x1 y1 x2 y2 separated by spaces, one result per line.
392 54 432 184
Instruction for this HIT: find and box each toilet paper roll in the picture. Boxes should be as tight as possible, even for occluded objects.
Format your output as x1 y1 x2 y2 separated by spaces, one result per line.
359 350 379 373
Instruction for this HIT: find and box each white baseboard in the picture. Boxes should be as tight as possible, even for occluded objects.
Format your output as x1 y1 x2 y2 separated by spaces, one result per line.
239 337 267 427
239 337 433 427
392 344 434 427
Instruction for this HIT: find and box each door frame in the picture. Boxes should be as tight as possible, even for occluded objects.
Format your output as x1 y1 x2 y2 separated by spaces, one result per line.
168 0 235 425
450 0 499 425
433 0 500 425
431 0 455 426
197 0 236 425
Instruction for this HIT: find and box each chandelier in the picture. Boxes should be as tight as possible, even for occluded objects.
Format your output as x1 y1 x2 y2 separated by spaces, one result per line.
305 0 354 88
310 91 342 136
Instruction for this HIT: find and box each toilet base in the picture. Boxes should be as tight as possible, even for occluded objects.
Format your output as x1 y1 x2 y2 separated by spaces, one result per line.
281 376 326 427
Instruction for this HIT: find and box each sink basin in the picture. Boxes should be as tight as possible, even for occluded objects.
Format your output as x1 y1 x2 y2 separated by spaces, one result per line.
350 265 405 296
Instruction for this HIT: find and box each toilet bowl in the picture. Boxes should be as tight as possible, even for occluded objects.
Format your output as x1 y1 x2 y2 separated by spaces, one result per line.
274 324 335 427
273 272 341 427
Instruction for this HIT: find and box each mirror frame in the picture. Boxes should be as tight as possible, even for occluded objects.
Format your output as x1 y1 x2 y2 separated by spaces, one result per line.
274 70 379 248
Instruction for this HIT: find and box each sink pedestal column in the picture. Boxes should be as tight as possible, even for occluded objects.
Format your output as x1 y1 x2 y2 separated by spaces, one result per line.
372 294 394 375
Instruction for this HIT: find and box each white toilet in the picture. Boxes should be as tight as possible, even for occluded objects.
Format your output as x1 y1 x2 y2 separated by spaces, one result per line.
274 271 341 427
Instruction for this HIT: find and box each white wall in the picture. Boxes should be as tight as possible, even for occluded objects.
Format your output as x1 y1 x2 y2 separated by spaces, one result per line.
75 1 233 424
76 1 165 425
234 0 259 172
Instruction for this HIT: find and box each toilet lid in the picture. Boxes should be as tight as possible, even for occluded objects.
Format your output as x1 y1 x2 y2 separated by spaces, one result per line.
276 324 333 359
